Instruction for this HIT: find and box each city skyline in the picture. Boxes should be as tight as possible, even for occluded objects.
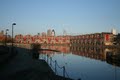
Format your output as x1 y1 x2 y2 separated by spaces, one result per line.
0 0 120 35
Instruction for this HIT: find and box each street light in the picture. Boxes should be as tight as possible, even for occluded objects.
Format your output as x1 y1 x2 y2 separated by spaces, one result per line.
5 29 9 46
12 23 16 47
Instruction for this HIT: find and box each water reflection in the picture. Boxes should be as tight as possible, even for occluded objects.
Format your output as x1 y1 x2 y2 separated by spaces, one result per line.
41 45 70 53
106 49 120 67
40 46 120 67
71 46 120 67
39 46 120 80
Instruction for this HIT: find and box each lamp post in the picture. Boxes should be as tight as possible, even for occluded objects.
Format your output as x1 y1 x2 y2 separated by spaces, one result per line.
12 23 16 47
5 29 9 46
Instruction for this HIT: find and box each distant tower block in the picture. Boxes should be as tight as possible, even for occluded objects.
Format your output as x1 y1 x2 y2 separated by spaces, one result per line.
52 29 55 36
38 33 40 36
42 32 46 36
1 30 4 34
111 28 117 35
47 29 52 36
63 30 67 36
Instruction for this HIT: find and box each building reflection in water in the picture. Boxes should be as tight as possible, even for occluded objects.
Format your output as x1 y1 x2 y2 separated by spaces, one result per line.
40 45 70 53
39 45 120 67
70 46 120 67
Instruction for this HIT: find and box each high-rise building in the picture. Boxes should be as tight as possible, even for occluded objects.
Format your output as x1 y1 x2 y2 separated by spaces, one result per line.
41 32 46 36
51 29 55 36
37 33 40 36
0 30 4 36
111 28 117 35
63 29 67 36
47 29 52 36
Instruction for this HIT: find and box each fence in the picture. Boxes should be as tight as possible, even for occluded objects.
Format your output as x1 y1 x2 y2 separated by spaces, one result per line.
39 53 70 78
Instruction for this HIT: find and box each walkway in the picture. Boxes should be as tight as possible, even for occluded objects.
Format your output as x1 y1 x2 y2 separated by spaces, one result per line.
0 46 72 80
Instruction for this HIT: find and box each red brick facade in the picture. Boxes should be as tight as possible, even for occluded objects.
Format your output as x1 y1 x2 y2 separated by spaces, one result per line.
15 32 114 46
15 34 70 45
70 32 114 46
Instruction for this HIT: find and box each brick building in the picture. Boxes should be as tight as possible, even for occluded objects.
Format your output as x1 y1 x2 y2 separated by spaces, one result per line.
15 34 70 45
70 32 114 46
15 32 116 46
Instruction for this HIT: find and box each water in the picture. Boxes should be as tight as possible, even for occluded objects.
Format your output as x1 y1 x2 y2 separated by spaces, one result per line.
39 46 120 80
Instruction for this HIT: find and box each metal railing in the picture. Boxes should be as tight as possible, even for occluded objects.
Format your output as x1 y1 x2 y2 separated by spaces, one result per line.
39 53 70 78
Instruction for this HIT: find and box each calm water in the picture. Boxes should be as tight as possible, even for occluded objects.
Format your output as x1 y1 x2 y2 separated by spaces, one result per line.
39 46 120 80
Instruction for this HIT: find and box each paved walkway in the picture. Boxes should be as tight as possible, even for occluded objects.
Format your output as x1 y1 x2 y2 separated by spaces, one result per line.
0 47 72 80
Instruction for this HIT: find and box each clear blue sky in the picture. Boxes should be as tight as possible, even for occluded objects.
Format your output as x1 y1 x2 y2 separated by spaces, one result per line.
0 0 120 35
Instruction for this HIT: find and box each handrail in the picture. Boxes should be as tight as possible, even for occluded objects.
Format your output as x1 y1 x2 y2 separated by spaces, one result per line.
40 54 70 78
56 61 63 69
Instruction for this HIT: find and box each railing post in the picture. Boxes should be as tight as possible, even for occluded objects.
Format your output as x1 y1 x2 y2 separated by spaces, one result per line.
55 60 57 75
39 54 41 59
63 66 65 77
50 57 52 66
41 54 43 59
45 54 47 61
43 55 44 59
47 54 48 63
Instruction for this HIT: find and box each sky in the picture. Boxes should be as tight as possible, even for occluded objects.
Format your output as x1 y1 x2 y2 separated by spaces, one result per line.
0 0 120 36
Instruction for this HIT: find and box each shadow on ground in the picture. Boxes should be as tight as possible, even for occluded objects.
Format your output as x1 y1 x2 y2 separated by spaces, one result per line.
0 45 72 80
